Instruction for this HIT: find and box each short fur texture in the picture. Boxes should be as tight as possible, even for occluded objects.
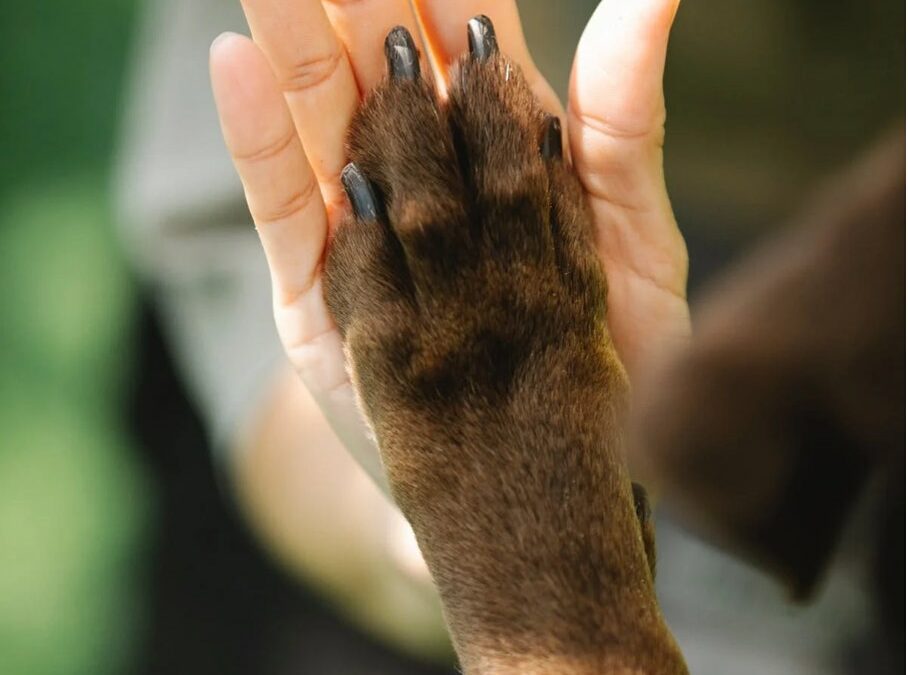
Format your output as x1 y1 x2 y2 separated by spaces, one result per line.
324 28 686 675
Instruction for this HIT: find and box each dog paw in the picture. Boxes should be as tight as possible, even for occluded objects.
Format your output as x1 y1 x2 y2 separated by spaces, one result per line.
324 18 617 433
322 18 674 664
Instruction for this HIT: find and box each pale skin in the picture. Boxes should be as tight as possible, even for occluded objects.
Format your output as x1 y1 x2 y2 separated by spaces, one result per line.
210 0 691 662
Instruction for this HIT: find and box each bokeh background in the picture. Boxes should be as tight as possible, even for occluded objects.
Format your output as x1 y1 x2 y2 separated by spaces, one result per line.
0 1 903 674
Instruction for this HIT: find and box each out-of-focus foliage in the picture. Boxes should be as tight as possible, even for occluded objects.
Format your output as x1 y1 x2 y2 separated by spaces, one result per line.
0 1 138 182
0 3 151 674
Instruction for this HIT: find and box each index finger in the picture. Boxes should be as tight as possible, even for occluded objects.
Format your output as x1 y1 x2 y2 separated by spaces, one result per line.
211 33 329 308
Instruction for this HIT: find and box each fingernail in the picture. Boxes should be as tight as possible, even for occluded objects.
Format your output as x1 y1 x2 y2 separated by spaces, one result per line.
385 26 420 80
467 15 498 62
210 31 239 55
540 115 563 160
341 163 380 222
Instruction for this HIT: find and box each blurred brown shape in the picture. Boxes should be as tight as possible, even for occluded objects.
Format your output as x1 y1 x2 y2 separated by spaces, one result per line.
632 125 905 637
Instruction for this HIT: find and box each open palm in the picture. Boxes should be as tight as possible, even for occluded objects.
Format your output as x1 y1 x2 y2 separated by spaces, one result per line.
211 0 689 488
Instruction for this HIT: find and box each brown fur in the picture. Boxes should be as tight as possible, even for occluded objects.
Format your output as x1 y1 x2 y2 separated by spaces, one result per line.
630 130 904 622
324 34 686 675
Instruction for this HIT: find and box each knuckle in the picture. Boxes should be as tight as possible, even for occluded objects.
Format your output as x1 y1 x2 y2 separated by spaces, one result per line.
235 128 296 164
569 105 661 145
255 177 320 225
280 50 344 93
323 0 365 6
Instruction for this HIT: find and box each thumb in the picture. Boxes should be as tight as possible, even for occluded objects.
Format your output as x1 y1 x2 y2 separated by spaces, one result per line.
568 0 680 207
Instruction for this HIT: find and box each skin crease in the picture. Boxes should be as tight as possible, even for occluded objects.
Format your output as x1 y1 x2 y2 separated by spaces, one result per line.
323 24 687 674
211 0 690 667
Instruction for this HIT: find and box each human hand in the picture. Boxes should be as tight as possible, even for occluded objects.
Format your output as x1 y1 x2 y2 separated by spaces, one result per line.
210 0 689 489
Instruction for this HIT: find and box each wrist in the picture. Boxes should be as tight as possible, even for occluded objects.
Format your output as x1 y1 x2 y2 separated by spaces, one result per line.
455 617 687 675
379 426 673 669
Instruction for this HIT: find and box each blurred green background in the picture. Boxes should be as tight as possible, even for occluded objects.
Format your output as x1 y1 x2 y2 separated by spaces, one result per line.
0 1 902 674
0 2 150 674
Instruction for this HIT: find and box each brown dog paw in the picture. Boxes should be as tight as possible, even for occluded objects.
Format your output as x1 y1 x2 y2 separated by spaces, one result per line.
325 19 612 425
324 17 682 673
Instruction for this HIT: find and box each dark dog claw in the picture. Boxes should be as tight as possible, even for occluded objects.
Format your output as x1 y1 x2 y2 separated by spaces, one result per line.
467 15 498 62
341 163 380 222
632 482 652 524
541 115 563 160
385 26 420 80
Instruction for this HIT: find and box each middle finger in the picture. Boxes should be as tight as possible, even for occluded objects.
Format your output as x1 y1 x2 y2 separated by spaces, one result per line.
415 0 564 116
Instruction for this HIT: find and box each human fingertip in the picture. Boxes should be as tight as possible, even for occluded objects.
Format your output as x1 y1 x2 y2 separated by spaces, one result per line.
210 31 242 56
